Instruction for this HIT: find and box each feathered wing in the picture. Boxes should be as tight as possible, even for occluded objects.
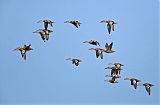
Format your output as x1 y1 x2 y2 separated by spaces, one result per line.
83 41 89 43
44 22 48 30
37 20 43 23
109 42 113 50
100 52 103 59
13 47 22 51
96 50 99 58
107 24 111 34
97 42 100 46
112 24 115 31
72 22 78 28
105 43 109 50
40 34 46 42
49 22 53 27
66 58 72 61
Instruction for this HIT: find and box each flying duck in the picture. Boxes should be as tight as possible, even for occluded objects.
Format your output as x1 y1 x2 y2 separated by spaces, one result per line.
100 20 117 34
83 40 100 46
37 20 54 30
104 74 120 83
105 66 122 76
104 42 115 53
66 58 83 66
13 44 33 60
33 29 53 42
138 83 154 96
64 20 81 28
124 78 141 89
88 48 105 59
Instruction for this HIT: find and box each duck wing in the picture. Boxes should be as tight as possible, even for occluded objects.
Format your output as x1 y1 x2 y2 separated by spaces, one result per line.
72 22 78 28
40 34 46 42
107 24 111 34
100 52 103 59
96 50 99 58
44 22 48 30
105 43 109 50
13 47 22 51
109 42 113 50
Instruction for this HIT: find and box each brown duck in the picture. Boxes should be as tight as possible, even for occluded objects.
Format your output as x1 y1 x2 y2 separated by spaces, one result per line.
100 20 117 34
104 42 115 53
64 20 81 28
138 83 154 96
37 20 54 30
66 58 83 66
83 40 100 46
33 29 53 42
104 74 120 83
124 78 141 89
109 62 124 74
105 66 122 76
13 44 33 60
88 48 105 59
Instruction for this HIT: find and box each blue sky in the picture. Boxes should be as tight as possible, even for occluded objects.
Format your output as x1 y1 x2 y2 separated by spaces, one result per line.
0 0 159 105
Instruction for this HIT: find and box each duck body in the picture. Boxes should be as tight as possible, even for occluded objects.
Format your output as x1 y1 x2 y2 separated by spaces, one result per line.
88 48 105 59
13 44 33 60
38 20 54 30
83 40 100 46
64 20 81 28
33 29 53 42
66 58 83 66
124 78 141 89
100 20 117 34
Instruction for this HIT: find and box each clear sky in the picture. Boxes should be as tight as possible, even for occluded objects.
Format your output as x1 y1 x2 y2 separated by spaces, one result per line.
0 0 159 105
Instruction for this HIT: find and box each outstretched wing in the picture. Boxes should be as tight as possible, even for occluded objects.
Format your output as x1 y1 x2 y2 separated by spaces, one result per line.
105 43 109 50
13 47 22 51
40 34 46 42
37 20 43 23
100 52 103 59
66 58 72 61
72 22 78 28
109 42 113 50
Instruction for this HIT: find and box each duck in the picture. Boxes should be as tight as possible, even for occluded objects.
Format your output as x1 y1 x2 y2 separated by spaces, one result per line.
66 58 83 66
13 44 33 60
83 40 100 46
88 48 105 59
64 20 81 28
113 63 124 68
33 29 53 42
37 20 54 30
104 42 115 53
105 66 122 76
108 62 124 74
104 74 120 83
124 78 141 89
138 83 154 96
100 20 117 34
